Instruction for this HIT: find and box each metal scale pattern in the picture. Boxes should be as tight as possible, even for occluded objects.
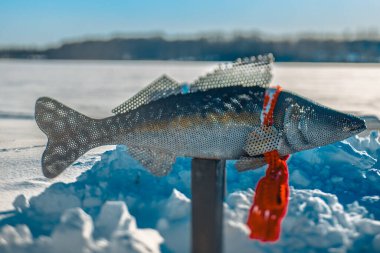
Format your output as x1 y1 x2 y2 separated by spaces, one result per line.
112 74 180 115
111 54 273 115
35 54 366 178
272 90 365 155
190 55 273 92
35 98 107 178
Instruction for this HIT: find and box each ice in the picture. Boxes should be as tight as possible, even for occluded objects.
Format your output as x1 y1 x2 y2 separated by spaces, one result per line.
50 208 95 253
374 234 380 252
0 131 379 252
2 60 380 252
289 169 310 187
95 201 137 238
164 189 191 220
12 195 29 212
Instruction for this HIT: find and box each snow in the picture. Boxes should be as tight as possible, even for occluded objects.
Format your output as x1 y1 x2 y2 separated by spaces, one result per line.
0 60 217 212
0 132 379 253
1 61 380 252
95 201 137 238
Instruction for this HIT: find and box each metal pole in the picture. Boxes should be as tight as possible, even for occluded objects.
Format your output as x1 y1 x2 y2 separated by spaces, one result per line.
191 158 226 253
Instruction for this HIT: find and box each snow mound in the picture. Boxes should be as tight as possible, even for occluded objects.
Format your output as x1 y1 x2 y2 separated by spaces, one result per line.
0 202 162 253
0 132 380 253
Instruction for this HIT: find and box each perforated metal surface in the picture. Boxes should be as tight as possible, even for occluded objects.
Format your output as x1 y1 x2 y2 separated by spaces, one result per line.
190 54 273 92
35 97 111 178
122 86 266 163
112 75 180 114
36 86 268 178
35 54 366 178
273 90 366 155
112 54 273 115
235 156 267 171
244 126 280 156
128 146 175 176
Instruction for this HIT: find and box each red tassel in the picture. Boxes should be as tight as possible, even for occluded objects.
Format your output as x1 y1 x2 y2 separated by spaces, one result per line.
247 151 289 242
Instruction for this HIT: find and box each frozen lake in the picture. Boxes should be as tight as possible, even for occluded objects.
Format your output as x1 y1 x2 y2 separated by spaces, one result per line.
1 60 380 118
1 60 380 211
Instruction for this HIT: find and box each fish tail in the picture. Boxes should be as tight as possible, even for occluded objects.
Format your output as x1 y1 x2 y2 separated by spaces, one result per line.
35 97 104 178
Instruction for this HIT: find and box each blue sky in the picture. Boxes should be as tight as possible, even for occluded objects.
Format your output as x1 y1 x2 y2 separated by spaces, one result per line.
1 0 380 47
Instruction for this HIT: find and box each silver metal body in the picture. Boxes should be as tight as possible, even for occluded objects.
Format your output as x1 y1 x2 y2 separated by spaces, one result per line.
35 86 365 178
34 55 366 178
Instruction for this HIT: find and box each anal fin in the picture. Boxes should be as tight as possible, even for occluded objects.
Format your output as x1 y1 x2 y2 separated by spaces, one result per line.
127 146 175 176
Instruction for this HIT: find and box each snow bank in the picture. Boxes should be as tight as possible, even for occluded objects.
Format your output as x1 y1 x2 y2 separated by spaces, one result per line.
0 132 380 253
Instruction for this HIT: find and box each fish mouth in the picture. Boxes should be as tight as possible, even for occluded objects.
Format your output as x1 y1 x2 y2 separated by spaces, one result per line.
342 116 366 135
350 119 366 134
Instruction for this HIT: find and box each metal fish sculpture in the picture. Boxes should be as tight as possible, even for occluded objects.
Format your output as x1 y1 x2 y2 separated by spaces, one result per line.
35 54 366 241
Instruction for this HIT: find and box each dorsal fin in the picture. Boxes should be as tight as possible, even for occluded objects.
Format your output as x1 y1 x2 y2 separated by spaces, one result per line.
112 75 180 114
189 54 273 93
113 54 273 114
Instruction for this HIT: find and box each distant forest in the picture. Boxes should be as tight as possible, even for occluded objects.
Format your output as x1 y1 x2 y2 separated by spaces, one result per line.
1 35 380 62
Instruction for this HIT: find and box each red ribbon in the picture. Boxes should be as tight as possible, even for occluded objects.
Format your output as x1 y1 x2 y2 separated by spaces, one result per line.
246 86 290 242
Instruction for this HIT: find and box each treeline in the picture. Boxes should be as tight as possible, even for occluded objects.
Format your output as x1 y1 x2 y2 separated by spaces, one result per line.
1 36 380 62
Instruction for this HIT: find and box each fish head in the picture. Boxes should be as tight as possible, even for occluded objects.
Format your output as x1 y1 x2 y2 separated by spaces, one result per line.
274 90 366 154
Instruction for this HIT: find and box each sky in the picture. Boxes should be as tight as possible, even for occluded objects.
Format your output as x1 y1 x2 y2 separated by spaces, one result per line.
1 0 380 47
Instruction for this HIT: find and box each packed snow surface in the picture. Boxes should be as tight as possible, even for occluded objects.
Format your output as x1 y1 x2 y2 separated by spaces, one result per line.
0 132 379 253
1 61 380 252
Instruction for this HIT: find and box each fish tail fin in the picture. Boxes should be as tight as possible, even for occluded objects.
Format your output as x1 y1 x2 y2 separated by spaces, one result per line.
35 97 102 178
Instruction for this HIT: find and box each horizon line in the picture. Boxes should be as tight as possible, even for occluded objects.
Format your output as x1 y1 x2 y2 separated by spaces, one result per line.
1 28 380 50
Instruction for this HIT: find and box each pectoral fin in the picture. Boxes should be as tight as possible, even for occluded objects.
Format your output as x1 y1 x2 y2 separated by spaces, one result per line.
235 156 267 171
127 146 175 176
244 126 280 156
